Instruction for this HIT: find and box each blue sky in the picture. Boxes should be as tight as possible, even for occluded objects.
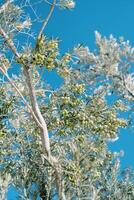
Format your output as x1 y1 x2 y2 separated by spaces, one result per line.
42 0 134 169
6 0 134 198
44 0 134 49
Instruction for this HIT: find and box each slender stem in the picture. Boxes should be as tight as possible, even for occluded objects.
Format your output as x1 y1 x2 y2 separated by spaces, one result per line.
37 0 56 40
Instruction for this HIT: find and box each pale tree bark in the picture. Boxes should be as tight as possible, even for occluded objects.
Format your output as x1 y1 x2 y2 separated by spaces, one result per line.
23 66 51 156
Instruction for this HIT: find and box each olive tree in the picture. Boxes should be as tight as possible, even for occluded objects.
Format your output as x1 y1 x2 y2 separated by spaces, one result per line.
0 1 134 199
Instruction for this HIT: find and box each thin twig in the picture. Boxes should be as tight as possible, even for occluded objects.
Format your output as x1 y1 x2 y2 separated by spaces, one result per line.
37 0 56 39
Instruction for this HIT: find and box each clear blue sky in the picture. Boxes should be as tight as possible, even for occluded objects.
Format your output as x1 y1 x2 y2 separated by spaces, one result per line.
7 0 134 198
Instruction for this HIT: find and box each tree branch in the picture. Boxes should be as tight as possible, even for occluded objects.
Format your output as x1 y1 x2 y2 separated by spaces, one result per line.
23 66 51 156
37 0 56 40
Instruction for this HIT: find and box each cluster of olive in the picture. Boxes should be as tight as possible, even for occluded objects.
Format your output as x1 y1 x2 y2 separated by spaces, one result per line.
71 83 85 94
16 35 74 76
61 96 81 107
116 118 127 128
17 36 59 70
80 97 127 139
58 129 66 135
58 67 70 77
59 110 89 131
90 109 127 139
56 92 127 138
61 108 69 117
107 110 127 128
76 112 89 126
60 109 76 129
16 53 31 65
61 53 71 63
32 36 59 70
58 96 88 131
57 53 72 77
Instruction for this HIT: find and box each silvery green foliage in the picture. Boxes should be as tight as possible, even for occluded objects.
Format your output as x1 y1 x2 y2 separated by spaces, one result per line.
0 1 134 199
74 32 134 131
74 31 134 100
